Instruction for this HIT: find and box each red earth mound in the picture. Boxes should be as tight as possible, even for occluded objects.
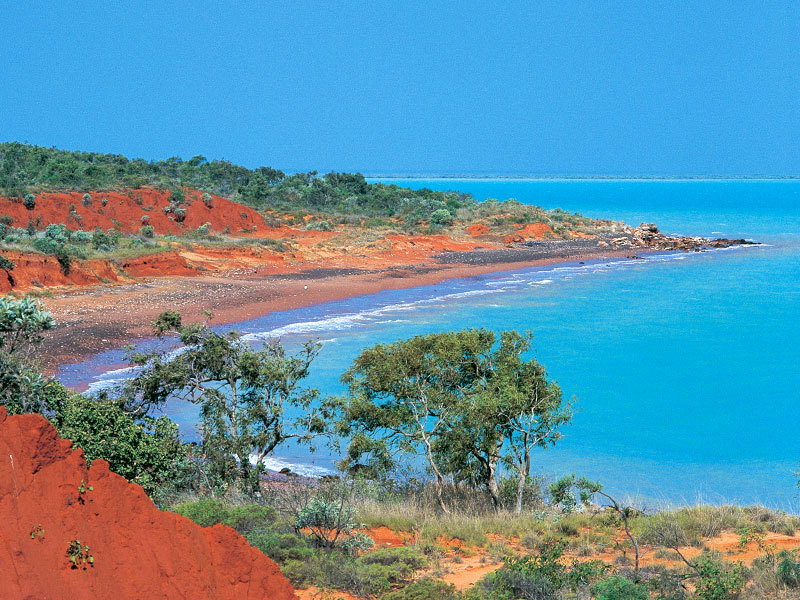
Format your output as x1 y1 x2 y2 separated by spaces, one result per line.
503 222 554 243
1 188 265 235
0 407 297 599
0 250 133 293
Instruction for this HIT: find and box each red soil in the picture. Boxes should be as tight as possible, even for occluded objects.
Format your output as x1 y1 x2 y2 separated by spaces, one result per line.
0 407 297 600
0 250 133 293
502 222 554 243
1 188 265 235
465 223 490 236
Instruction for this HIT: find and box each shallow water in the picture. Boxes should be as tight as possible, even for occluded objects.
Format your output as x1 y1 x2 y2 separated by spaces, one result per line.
58 179 800 508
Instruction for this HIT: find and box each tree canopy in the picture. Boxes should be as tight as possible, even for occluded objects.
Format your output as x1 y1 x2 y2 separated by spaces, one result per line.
120 311 337 490
337 329 571 512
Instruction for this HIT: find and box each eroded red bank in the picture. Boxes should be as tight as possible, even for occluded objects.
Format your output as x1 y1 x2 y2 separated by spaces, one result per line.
0 407 297 599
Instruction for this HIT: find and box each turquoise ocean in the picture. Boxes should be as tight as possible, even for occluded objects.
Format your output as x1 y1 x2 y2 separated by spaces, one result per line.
57 179 800 509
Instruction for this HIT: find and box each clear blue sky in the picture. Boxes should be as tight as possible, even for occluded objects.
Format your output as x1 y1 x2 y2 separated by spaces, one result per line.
2 1 799 175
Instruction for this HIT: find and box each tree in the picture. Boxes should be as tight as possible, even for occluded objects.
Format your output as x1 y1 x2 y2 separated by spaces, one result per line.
550 475 642 577
53 395 186 496
339 329 571 513
339 331 491 512
0 295 58 415
119 311 335 490
437 331 570 512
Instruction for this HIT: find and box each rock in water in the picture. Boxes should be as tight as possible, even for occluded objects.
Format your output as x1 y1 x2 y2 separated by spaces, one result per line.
0 407 297 599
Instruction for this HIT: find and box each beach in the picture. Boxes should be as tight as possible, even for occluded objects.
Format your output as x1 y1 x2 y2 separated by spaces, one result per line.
40 242 639 372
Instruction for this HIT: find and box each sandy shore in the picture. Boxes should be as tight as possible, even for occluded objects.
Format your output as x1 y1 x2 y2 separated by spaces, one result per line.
40 244 639 373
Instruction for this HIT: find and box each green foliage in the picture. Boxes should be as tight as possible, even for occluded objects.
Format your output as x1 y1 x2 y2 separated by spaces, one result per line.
593 576 648 600
0 256 15 273
82 193 92 206
339 329 569 513
29 524 45 540
31 223 83 274
693 552 745 600
469 539 609 600
430 208 454 226
66 539 93 568
294 496 374 551
777 551 800 588
172 498 275 530
120 313 336 491
91 227 117 250
380 578 461 600
196 222 211 236
0 295 59 415
23 193 35 209
139 225 154 237
305 220 331 231
54 395 186 496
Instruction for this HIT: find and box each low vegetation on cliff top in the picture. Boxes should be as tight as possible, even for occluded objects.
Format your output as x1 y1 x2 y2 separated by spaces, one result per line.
3 294 800 599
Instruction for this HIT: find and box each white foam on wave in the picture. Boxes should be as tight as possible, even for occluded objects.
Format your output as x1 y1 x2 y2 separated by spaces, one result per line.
84 247 717 389
252 454 335 477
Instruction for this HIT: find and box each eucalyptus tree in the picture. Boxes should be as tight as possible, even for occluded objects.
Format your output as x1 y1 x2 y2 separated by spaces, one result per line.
338 328 571 513
120 311 335 489
338 330 494 513
435 331 571 512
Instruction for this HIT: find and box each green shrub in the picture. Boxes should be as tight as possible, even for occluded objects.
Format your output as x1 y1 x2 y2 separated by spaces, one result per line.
140 225 154 238
171 498 276 533
305 220 331 231
593 576 648 600
777 551 800 588
380 578 461 600
196 222 211 236
24 193 35 210
295 496 373 551
430 208 453 226
173 207 187 223
359 547 427 571
693 553 745 600
82 193 92 206
247 531 313 563
54 395 185 496
71 230 92 244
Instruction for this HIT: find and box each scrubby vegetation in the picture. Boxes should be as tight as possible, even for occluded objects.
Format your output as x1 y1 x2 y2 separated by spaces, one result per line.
3 294 799 599
0 142 615 232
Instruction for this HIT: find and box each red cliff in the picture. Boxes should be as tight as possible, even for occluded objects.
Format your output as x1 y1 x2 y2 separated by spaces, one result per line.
0 407 297 599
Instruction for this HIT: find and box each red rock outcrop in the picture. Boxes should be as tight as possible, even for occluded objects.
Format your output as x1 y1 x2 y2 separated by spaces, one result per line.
0 407 297 599
1 188 265 236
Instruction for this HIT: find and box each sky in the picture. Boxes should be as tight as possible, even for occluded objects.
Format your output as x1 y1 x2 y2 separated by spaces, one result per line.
2 1 800 175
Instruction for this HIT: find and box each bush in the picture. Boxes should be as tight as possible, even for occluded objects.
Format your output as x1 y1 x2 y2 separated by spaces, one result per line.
430 208 454 226
380 578 461 600
295 496 374 551
693 553 745 600
24 193 35 210
247 530 313 563
202 193 214 208
196 222 211 236
71 230 92 244
593 576 648 600
305 220 331 232
777 551 800 588
82 193 92 207
171 498 276 533
140 225 154 238
173 207 187 223
359 547 427 571
54 395 186 496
